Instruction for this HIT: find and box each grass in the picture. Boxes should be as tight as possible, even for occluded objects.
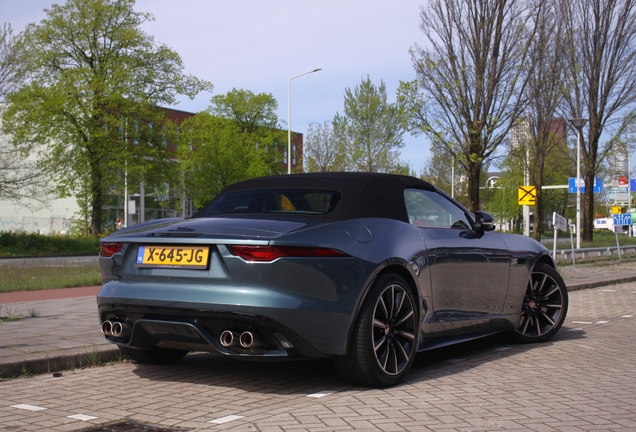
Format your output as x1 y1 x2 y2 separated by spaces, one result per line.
0 231 100 257
0 264 101 293
541 229 636 249
0 304 19 322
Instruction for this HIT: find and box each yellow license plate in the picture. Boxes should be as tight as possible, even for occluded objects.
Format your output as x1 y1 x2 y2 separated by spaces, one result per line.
136 245 210 269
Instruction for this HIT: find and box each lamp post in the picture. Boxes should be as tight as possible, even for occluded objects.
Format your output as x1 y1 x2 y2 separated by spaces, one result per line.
569 118 588 250
288 68 321 174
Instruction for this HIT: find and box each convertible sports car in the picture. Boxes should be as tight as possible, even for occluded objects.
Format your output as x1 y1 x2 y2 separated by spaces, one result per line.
98 172 568 387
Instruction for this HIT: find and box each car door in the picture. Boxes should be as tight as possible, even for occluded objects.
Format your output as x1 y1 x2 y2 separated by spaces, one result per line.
404 189 510 335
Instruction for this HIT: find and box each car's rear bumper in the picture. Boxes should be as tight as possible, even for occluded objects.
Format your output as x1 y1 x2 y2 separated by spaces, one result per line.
97 280 356 357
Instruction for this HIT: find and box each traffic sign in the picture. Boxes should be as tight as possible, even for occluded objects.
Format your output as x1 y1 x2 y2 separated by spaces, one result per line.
518 186 536 205
613 213 632 226
611 206 623 214
552 212 568 232
568 177 603 193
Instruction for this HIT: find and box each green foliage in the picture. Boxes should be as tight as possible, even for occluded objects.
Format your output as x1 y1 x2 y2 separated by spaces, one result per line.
304 121 347 172
334 76 406 173
0 231 100 257
210 88 279 132
2 0 211 235
178 89 285 208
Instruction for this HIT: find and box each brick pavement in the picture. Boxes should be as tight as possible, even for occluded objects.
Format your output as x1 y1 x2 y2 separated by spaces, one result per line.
0 273 635 430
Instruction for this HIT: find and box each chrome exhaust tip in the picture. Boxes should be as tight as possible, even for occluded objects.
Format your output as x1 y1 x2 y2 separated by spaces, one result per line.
101 320 113 336
111 321 130 339
220 330 238 347
239 331 256 348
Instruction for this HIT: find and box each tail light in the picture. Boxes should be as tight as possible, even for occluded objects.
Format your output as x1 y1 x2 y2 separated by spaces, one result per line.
226 245 348 262
101 242 124 257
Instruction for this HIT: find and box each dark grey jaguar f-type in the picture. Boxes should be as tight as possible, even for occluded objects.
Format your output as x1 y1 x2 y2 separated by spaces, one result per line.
98 172 568 387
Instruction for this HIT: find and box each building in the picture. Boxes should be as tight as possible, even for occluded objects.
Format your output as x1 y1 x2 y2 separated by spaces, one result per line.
0 107 303 234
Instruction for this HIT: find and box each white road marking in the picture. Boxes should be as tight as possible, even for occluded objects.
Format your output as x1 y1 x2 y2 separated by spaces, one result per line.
621 315 633 318
572 321 592 324
11 404 46 411
68 414 98 421
493 347 511 351
567 328 583 332
596 321 609 324
602 289 617 292
307 390 336 398
208 415 244 424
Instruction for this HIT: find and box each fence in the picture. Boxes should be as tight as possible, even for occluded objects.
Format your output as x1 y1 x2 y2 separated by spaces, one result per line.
553 245 636 261
0 216 74 234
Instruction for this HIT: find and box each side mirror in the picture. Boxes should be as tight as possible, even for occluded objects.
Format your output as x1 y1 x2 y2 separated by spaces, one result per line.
474 211 496 233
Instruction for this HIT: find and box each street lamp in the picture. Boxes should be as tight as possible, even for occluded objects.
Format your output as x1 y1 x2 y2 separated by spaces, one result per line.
288 68 321 174
569 118 588 250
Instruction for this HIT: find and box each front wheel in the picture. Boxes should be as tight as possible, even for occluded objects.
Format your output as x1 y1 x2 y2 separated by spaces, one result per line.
334 273 418 387
118 346 188 364
507 262 568 343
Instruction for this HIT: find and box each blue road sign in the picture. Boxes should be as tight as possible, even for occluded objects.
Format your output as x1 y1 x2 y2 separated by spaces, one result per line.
568 177 603 193
631 178 636 192
614 213 632 226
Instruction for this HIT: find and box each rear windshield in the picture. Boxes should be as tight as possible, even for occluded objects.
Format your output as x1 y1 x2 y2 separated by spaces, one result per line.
204 189 341 216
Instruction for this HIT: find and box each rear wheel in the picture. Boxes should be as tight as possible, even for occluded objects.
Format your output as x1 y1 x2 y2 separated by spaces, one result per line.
507 262 568 343
334 273 418 387
118 346 188 364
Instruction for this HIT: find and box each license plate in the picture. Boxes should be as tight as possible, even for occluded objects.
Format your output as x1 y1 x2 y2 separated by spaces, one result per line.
136 245 210 269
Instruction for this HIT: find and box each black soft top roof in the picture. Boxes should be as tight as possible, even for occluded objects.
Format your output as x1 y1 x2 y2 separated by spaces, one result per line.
193 172 436 223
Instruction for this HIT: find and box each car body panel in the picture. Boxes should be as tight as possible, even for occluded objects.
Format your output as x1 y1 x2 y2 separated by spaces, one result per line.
97 172 559 366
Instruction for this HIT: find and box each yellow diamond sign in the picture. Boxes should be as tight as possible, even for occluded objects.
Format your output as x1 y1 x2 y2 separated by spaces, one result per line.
518 186 536 206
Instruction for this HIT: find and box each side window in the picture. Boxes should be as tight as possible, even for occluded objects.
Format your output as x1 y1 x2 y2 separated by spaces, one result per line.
404 189 472 229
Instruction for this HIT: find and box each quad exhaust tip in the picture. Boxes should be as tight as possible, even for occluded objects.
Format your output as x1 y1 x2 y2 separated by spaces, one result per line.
220 330 239 347
220 330 260 349
239 331 255 348
101 320 130 340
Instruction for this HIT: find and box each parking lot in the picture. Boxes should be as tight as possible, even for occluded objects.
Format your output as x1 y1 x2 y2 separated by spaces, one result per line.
1 281 635 431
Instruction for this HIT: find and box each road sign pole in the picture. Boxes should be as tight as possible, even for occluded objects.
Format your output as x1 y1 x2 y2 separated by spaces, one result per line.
616 230 622 260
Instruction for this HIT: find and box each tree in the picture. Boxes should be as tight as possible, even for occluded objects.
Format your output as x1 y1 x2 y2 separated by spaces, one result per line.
2 0 211 234
560 0 636 242
419 150 465 201
0 23 23 100
0 107 53 204
210 88 279 134
401 0 541 213
304 121 347 172
177 114 273 208
514 0 570 240
178 89 286 207
1 23 52 204
334 76 405 172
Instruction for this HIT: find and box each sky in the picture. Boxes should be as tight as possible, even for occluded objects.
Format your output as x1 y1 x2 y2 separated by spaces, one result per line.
0 0 432 172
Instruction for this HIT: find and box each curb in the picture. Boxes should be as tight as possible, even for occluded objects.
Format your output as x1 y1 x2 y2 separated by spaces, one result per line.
0 345 121 379
567 276 636 292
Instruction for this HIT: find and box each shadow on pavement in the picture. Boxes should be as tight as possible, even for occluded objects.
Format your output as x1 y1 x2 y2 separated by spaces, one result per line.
128 329 585 394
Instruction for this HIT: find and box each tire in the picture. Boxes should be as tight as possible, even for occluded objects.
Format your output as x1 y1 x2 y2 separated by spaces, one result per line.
334 273 418 387
507 262 568 343
118 345 188 364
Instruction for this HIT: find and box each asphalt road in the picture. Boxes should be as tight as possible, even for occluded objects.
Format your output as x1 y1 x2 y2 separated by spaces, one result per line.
0 281 634 431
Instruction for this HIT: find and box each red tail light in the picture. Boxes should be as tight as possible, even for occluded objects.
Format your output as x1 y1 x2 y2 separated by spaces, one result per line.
226 245 348 262
100 242 124 257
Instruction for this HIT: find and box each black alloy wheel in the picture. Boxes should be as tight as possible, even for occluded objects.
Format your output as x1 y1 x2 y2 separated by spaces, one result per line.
509 262 568 343
334 273 418 387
